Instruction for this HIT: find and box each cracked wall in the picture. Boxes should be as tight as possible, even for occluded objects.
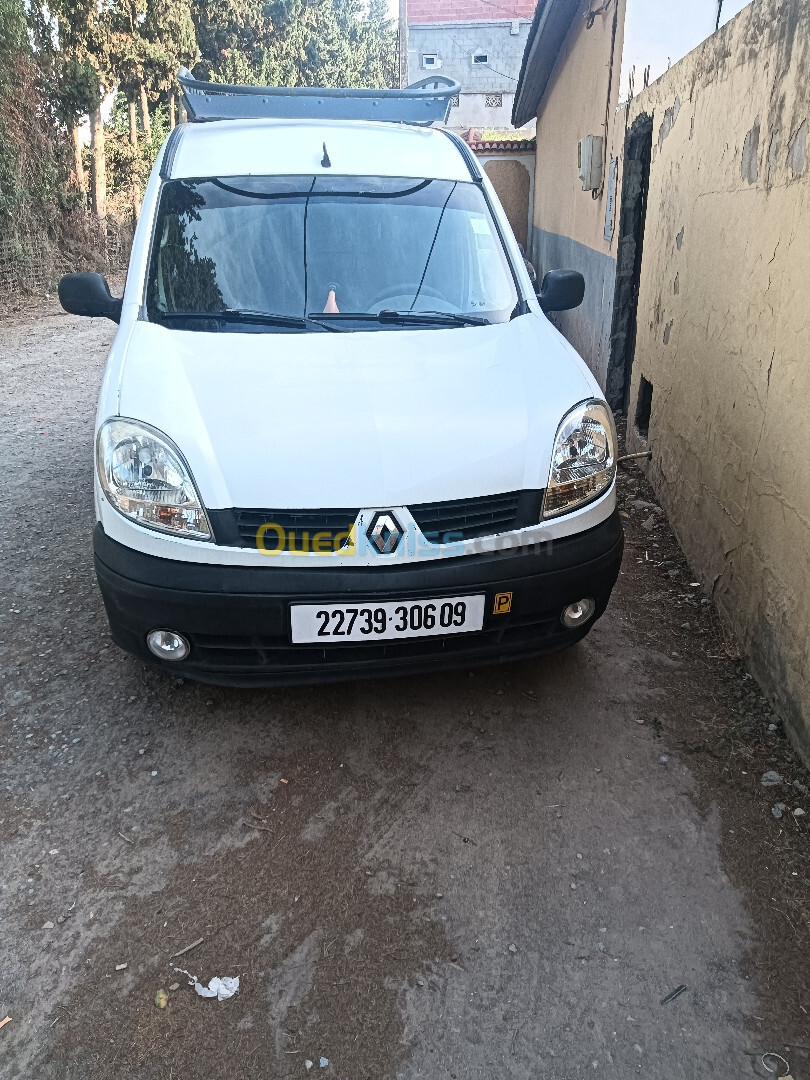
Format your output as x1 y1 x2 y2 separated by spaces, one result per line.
624 0 810 763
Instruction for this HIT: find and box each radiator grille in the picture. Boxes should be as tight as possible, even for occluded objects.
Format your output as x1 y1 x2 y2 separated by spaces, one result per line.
208 490 543 548
209 508 358 548
409 490 543 542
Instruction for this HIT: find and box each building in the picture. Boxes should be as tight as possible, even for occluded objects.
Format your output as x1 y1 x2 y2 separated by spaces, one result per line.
510 0 754 386
512 0 810 765
407 0 536 130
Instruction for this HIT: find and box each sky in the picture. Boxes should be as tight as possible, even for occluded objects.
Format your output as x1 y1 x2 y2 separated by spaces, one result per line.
619 0 753 99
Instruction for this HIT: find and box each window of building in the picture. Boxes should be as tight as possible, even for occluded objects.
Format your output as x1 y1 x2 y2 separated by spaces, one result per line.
485 93 503 108
422 53 440 69
472 52 489 65
450 95 460 108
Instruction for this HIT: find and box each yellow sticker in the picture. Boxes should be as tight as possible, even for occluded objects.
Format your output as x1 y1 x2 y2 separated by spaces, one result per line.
493 592 513 614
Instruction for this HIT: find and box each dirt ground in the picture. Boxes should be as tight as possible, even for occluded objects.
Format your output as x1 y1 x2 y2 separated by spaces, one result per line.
1 299 808 1080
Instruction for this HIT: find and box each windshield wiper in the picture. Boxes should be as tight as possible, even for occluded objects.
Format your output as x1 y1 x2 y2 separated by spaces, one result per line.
223 308 309 327
154 309 309 328
410 310 490 326
309 310 490 327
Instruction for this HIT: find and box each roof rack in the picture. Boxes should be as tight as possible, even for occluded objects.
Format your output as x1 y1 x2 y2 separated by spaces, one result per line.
177 69 460 126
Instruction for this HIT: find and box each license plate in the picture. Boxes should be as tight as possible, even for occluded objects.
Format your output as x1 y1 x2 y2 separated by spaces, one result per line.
290 595 485 644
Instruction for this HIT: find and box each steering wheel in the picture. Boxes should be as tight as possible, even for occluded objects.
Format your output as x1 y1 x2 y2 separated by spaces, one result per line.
366 282 451 312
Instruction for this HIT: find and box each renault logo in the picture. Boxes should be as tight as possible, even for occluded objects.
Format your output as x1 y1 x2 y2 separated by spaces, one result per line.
367 511 403 555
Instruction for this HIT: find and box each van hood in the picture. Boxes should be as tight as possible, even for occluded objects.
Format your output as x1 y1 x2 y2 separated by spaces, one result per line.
115 313 597 510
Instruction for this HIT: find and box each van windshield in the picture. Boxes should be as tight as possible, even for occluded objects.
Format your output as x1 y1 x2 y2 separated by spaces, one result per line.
145 175 521 332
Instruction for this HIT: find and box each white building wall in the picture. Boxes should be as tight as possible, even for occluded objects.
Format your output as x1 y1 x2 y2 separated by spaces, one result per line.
449 92 516 129
408 19 531 129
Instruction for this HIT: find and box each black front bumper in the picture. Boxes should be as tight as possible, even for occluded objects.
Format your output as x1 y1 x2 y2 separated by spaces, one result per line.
93 512 623 686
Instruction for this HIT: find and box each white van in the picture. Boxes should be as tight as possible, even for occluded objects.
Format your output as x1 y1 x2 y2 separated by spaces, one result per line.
59 74 623 686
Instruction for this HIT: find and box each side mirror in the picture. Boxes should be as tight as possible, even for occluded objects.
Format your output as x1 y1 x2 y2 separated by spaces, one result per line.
537 269 585 313
58 273 122 323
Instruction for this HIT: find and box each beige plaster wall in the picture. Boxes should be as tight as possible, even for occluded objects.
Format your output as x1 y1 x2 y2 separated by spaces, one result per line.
531 0 627 259
624 0 810 762
483 159 531 247
527 0 627 385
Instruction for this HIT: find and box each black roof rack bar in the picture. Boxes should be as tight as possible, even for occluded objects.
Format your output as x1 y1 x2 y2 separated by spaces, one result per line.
177 69 461 126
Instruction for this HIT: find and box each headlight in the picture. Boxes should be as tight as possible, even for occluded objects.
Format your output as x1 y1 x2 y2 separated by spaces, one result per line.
96 418 211 539
543 399 616 518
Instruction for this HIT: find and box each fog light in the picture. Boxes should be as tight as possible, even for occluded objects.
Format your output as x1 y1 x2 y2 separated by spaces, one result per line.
146 629 190 661
561 598 596 629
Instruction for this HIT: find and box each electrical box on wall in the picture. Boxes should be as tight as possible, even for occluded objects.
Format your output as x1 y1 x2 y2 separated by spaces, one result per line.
578 135 604 191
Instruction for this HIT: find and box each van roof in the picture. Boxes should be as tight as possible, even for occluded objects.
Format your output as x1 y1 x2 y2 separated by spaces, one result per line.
163 119 475 183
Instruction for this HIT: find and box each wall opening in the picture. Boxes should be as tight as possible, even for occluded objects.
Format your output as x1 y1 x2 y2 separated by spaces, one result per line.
635 376 653 439
605 113 654 412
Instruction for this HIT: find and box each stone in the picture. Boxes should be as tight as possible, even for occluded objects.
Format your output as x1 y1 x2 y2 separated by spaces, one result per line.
761 771 782 786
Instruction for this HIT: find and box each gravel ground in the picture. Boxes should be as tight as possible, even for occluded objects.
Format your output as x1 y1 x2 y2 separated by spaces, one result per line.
1 299 808 1080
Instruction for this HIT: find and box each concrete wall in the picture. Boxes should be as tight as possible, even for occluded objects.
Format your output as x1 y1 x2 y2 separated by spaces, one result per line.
408 18 533 130
527 0 627 387
448 92 517 130
407 20 532 96
623 0 810 763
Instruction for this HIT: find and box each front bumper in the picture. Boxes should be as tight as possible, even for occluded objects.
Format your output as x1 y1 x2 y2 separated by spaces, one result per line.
93 511 623 686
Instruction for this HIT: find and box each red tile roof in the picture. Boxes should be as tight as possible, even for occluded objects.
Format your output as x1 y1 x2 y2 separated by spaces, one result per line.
464 136 537 153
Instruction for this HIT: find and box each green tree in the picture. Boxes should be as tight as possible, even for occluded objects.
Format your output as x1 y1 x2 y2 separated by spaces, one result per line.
190 0 277 84
47 0 112 214
189 0 396 89
355 0 397 88
143 0 198 122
